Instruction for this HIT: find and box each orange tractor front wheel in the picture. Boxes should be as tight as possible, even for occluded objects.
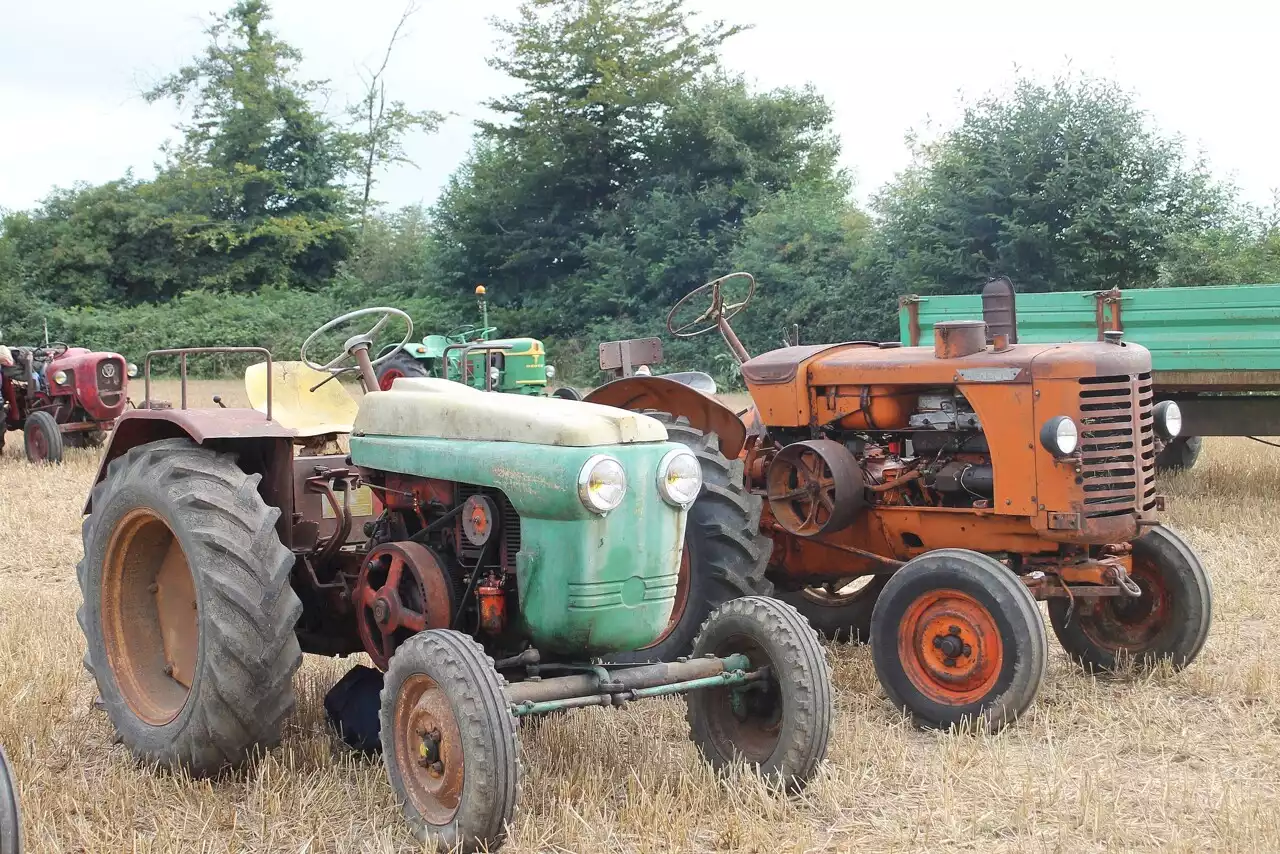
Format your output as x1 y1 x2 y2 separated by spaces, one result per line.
870 549 1047 731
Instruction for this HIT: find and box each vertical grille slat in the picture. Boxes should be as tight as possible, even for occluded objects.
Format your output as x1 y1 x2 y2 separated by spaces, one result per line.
1078 374 1154 518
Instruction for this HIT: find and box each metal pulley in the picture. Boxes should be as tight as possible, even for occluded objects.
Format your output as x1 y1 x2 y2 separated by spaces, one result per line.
766 439 865 536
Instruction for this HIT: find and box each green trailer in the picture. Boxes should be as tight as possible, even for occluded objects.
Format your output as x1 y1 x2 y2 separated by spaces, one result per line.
899 283 1280 471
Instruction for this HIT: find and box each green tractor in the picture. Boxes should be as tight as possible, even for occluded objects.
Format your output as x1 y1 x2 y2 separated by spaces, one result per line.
75 308 832 852
374 286 580 399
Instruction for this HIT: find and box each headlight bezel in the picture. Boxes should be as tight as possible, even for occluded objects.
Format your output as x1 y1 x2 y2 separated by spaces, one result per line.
127 362 138 379
656 448 703 509
1040 415 1079 457
577 454 627 515
1153 400 1182 440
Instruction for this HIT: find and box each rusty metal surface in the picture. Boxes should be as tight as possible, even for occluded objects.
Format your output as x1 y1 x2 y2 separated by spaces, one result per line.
767 440 864 537
143 346 274 419
898 588 1002 706
355 542 453 670
934 320 988 359
100 508 195 727
598 338 663 375
393 672 464 826
503 655 733 706
981 277 1019 344
583 376 749 459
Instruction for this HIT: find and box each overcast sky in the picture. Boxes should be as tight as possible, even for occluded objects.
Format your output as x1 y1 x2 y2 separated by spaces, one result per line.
2 0 1277 214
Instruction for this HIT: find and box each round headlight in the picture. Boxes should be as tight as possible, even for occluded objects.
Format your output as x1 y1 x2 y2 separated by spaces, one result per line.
127 362 138 378
657 448 702 508
578 455 627 514
545 365 556 379
1040 416 1078 456
1153 400 1181 440
52 370 68 385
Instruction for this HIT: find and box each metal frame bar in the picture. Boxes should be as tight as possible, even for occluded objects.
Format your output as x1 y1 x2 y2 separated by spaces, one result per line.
143 347 274 420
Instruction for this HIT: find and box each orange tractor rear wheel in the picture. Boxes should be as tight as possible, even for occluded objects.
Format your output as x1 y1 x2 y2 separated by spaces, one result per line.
870 549 1046 731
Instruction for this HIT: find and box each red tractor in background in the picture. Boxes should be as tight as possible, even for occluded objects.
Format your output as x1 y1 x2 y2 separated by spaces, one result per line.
0 342 135 463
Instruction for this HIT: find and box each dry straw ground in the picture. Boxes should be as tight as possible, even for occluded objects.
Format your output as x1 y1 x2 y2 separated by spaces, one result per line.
1 379 1278 852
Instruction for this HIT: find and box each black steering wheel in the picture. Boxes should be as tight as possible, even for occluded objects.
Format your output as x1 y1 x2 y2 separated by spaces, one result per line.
301 307 413 374
666 272 756 338
34 342 68 359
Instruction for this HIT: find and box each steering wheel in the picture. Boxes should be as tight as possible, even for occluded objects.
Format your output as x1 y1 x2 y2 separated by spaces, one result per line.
447 323 498 342
35 342 68 358
301 307 413 373
666 272 756 338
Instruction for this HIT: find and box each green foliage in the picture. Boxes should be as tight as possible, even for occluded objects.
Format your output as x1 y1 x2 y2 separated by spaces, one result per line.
872 75 1232 301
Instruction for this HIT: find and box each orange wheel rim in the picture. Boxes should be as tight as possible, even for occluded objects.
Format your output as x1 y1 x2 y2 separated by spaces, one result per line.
898 588 1002 705
394 673 464 826
101 508 198 725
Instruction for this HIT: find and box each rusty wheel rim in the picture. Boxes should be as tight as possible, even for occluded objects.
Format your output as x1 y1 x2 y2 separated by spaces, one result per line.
101 508 198 726
799 576 878 608
1078 558 1172 653
394 673 464 826
378 368 405 391
641 544 690 649
28 426 48 462
898 589 1002 706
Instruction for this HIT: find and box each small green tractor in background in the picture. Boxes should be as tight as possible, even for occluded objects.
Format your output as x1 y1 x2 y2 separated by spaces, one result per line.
374 285 581 399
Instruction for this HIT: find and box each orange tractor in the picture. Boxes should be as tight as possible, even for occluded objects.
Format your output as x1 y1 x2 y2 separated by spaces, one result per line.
588 273 1212 729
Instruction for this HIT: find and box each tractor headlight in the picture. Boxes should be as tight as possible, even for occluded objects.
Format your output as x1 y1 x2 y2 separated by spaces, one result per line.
656 448 702 508
52 370 68 385
1153 400 1181 440
1040 416 1078 456
545 365 556 379
127 362 138 378
578 454 627 514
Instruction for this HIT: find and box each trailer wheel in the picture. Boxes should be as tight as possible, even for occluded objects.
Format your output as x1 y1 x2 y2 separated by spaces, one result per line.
376 350 430 391
24 411 63 464
1155 436 1202 473
381 630 520 853
1048 526 1211 673
77 438 302 776
687 596 831 792
777 575 890 643
605 413 772 664
870 549 1046 731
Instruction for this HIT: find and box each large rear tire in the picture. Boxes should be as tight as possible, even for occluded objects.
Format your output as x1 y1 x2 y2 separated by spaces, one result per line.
1048 526 1211 673
870 549 1046 731
376 350 431 392
24 410 62 464
0 744 20 854
606 413 772 663
77 438 302 776
381 630 521 853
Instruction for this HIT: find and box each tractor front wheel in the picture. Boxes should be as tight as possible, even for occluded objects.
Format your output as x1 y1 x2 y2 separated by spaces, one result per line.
778 575 890 643
381 630 521 853
24 411 62 464
686 596 832 792
870 549 1046 731
377 350 430 391
1048 526 1211 673
77 438 302 775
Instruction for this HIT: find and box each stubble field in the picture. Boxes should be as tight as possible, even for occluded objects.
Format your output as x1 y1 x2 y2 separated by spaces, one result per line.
1 379 1278 852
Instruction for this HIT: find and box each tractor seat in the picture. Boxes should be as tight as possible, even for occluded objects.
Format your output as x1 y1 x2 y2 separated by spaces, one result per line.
245 361 359 437
658 371 717 395
354 376 668 446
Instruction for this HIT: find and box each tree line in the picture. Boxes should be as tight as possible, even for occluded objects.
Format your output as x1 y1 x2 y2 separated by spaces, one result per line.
2 0 1278 385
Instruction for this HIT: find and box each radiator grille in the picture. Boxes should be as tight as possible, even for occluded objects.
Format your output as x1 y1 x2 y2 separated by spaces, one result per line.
1077 373 1156 518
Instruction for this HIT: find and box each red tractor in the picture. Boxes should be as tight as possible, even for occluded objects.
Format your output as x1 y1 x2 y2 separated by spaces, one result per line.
1 343 135 463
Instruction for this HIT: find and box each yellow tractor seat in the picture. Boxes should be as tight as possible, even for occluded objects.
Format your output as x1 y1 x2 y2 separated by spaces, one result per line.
245 361 359 437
